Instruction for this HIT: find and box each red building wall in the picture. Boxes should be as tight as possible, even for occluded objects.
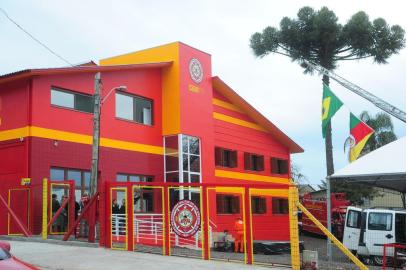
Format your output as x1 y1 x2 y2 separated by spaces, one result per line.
0 43 297 242
211 90 291 241
31 69 163 146
178 43 215 183
0 80 30 235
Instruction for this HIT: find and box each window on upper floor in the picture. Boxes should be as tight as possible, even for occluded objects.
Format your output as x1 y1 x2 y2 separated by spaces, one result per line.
216 194 240 214
115 92 152 125
51 87 94 113
244 153 264 171
272 198 288 214
215 147 237 168
271 158 289 175
251 196 267 214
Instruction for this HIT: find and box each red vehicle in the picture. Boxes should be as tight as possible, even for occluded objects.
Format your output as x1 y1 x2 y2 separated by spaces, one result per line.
301 193 350 239
0 241 38 270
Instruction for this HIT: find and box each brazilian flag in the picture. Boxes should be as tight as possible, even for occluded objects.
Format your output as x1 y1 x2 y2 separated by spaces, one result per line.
322 84 343 138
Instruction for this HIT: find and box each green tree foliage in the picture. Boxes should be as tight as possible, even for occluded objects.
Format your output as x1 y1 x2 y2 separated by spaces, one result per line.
359 111 397 155
318 179 380 205
250 7 405 177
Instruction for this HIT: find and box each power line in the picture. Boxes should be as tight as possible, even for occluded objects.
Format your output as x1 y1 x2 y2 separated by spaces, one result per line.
0 7 74 66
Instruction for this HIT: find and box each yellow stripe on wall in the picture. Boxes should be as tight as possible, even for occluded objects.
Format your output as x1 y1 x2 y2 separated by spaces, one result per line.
0 127 30 141
212 98 245 114
0 126 164 155
215 169 290 185
100 137 163 155
250 188 288 197
212 112 267 132
215 187 244 194
30 126 92 145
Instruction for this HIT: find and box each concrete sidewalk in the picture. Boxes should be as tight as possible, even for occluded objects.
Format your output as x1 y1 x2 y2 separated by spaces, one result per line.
7 241 289 270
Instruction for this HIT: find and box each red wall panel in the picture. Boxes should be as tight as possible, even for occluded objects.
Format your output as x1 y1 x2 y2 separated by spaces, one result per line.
178 43 215 183
31 69 163 146
29 137 163 234
0 80 29 131
212 90 290 180
0 140 27 235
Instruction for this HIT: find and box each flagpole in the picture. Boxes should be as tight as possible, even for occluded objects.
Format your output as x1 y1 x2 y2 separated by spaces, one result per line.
326 176 332 268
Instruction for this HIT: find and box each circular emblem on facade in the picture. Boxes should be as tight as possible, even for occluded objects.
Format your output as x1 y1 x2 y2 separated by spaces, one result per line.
189 58 203 84
170 200 201 238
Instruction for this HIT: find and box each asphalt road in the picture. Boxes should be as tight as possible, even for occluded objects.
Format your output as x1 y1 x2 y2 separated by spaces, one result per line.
7 240 284 270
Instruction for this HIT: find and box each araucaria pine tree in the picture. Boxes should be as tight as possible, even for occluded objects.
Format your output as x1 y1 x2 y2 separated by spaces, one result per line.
250 7 405 176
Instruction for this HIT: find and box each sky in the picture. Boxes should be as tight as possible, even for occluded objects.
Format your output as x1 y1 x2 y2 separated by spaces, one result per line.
1 0 406 188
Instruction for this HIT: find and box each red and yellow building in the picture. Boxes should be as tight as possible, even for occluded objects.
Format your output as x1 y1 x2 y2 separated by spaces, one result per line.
0 42 302 247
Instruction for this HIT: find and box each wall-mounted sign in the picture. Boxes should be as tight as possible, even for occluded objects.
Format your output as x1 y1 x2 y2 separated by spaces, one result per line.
170 200 201 238
188 84 200 93
189 58 203 84
21 178 31 186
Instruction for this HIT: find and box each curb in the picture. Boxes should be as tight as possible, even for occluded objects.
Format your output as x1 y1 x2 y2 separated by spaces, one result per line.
0 235 99 248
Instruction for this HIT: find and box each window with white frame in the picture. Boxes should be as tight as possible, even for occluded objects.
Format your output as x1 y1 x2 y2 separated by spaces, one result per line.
164 134 201 201
182 135 201 184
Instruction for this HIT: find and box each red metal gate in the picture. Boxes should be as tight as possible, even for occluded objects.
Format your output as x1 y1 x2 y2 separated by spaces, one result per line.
48 180 75 235
8 188 31 235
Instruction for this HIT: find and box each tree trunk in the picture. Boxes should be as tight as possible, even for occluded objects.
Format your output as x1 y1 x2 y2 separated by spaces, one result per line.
323 75 335 176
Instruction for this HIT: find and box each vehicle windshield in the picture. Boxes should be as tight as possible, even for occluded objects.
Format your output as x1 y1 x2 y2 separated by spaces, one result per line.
368 212 392 231
0 248 11 260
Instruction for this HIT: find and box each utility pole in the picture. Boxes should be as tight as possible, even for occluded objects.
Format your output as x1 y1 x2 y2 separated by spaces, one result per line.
90 72 101 196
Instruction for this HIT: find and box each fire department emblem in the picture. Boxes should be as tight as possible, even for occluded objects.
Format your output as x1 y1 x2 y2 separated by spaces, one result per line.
188 58 203 84
170 200 201 238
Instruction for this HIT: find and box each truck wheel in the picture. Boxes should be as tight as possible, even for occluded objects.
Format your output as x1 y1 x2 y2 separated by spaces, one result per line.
372 256 384 266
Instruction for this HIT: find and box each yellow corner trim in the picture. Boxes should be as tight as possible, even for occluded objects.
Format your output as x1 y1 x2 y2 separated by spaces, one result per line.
0 126 163 155
0 127 30 141
212 98 245 114
212 112 267 132
215 169 290 185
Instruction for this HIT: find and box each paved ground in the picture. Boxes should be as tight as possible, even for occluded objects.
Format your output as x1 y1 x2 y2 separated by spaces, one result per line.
7 240 288 270
300 234 381 269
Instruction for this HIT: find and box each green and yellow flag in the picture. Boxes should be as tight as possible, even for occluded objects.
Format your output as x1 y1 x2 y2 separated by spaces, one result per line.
322 84 343 138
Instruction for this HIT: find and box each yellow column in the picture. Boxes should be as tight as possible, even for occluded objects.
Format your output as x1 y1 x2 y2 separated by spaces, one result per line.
288 186 301 270
42 178 48 240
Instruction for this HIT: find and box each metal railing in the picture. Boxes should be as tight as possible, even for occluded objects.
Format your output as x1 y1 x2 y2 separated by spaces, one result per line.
111 213 214 249
134 213 163 244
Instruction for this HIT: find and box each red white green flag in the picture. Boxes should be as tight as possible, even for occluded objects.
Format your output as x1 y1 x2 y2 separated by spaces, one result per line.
349 113 374 162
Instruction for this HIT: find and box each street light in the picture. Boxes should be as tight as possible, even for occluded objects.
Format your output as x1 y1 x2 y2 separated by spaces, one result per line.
101 85 127 104
89 72 127 196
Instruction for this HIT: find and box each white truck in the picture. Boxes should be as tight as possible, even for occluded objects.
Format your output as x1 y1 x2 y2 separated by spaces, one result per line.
343 207 406 266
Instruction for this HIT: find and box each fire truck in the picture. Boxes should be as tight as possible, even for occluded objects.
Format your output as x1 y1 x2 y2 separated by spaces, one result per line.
301 193 351 239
